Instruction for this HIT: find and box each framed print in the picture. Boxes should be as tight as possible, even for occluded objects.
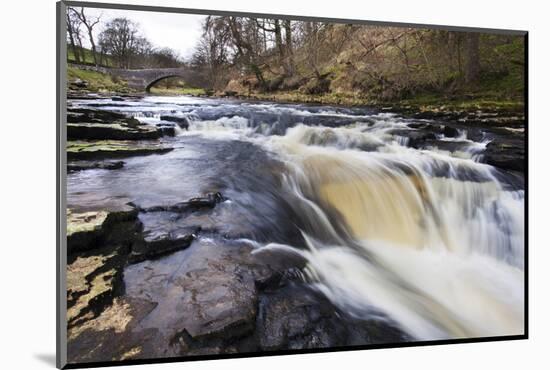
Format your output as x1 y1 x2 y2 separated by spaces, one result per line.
56 1 527 368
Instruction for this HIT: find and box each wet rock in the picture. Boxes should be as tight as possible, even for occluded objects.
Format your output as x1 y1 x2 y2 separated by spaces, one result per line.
67 203 140 254
67 108 127 123
257 287 330 351
67 122 161 140
160 115 190 130
67 107 177 139
484 137 525 172
256 285 408 351
141 192 224 213
443 125 460 138
67 297 168 364
123 238 276 355
66 246 127 328
67 140 173 160
112 96 125 101
67 160 124 172
155 123 176 137
398 130 437 149
407 122 428 129
129 228 198 263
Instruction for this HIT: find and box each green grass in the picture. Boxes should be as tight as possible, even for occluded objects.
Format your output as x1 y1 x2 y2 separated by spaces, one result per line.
67 67 132 93
148 87 206 96
67 45 114 67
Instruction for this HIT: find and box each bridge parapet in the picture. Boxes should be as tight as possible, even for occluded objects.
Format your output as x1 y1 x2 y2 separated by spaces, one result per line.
68 64 194 91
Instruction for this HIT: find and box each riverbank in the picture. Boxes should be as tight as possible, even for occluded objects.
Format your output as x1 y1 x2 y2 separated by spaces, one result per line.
67 65 525 127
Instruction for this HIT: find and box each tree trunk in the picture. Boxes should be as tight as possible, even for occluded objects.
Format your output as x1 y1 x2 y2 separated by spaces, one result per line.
283 20 295 75
66 14 80 63
465 33 480 84
274 20 285 63
86 26 98 66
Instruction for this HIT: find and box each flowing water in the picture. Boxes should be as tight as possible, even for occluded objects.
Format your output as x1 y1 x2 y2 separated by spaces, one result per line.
68 95 525 341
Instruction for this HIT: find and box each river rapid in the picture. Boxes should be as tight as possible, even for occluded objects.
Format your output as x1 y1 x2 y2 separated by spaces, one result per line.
67 95 525 342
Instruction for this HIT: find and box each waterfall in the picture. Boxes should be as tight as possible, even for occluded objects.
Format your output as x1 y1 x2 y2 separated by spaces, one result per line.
256 122 524 340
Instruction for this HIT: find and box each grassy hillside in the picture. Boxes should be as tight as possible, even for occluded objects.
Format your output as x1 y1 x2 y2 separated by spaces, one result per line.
218 27 525 113
67 67 132 93
67 45 115 67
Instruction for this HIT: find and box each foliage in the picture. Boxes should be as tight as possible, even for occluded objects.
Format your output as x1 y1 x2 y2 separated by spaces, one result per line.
190 17 525 106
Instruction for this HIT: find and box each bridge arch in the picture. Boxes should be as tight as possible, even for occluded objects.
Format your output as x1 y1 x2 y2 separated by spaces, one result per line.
145 74 189 93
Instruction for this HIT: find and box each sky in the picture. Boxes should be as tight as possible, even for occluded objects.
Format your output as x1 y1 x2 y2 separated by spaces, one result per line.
73 7 207 59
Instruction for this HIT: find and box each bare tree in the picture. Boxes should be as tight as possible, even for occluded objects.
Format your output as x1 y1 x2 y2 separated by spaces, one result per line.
283 20 295 75
66 10 82 63
71 8 101 66
192 16 232 89
99 18 149 69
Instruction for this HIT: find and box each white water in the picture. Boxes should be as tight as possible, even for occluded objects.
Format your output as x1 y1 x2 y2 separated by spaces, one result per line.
73 96 524 340
257 122 524 340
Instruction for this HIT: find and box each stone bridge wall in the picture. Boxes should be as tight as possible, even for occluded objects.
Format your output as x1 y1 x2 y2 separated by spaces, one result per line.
69 63 195 91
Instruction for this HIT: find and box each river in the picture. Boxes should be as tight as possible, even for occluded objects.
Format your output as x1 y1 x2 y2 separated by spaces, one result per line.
67 95 525 342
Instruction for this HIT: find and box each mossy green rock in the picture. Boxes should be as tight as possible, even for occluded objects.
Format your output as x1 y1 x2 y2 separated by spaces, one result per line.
67 204 139 253
67 140 173 160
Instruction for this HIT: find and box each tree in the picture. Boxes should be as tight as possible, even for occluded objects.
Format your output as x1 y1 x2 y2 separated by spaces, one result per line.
465 32 480 84
148 47 181 68
66 10 82 63
71 7 101 66
283 20 295 75
98 18 149 68
192 16 232 89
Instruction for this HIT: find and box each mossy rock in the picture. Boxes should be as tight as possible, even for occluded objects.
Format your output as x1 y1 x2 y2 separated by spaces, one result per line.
67 140 173 160
67 204 139 254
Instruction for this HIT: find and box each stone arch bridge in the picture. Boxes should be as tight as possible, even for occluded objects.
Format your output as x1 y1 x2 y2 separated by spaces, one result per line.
70 64 196 92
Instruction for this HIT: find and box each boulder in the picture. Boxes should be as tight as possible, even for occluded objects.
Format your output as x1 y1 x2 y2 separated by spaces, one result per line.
155 123 176 137
160 115 190 130
443 125 461 138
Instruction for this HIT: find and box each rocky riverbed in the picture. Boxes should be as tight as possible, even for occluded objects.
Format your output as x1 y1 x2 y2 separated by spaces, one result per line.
65 94 525 364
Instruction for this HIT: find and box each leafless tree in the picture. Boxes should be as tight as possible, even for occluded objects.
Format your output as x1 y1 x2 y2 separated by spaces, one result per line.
98 18 150 69
66 10 82 63
70 7 102 66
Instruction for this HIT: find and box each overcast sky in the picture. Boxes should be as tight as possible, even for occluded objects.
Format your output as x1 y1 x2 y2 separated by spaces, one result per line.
74 7 206 59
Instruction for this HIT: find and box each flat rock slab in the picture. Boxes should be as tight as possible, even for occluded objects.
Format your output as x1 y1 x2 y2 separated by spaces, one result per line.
124 238 274 346
66 246 126 327
67 160 124 172
67 297 169 364
68 122 161 140
67 140 173 160
129 229 198 264
67 202 139 254
67 108 127 123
